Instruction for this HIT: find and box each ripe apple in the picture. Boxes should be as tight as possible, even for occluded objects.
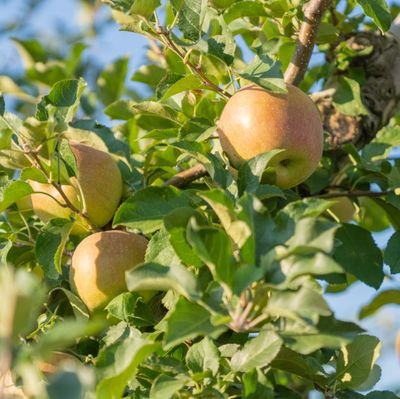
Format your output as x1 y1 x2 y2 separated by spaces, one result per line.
328 196 355 223
217 84 323 188
69 143 123 228
70 230 148 311
27 143 123 233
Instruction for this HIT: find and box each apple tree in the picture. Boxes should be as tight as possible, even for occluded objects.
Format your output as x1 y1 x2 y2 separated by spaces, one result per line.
1 0 400 398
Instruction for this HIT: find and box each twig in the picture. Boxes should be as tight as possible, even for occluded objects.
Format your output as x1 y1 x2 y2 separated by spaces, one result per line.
163 164 208 188
27 149 97 232
153 12 231 99
284 0 332 86
311 190 392 199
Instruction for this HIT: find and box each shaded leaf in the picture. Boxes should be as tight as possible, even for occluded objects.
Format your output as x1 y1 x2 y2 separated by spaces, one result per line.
231 331 282 372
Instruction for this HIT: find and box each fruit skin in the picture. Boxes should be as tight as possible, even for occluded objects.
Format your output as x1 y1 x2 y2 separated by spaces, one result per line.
70 143 123 228
328 196 355 223
27 143 123 233
217 84 323 188
29 180 89 235
70 230 148 311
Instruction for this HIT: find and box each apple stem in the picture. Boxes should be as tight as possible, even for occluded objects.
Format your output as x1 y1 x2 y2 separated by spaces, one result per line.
284 0 332 86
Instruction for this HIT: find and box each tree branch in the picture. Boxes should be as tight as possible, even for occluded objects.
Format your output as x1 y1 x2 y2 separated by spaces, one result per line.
163 164 208 188
284 0 332 86
311 190 392 199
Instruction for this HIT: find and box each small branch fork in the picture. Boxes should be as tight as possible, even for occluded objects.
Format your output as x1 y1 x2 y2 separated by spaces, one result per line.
284 0 333 86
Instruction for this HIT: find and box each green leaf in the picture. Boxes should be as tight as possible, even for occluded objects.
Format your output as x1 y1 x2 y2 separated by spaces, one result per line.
113 186 193 234
281 198 334 221
106 292 155 327
287 217 339 254
35 219 74 279
238 149 284 195
384 231 400 274
47 79 83 107
171 0 207 42
270 252 344 282
238 54 286 93
126 262 201 301
164 207 204 268
284 316 364 355
334 335 381 389
271 346 327 385
36 78 86 123
187 220 233 286
50 287 89 321
186 337 220 375
266 286 331 323
145 228 181 266
334 224 384 289
97 57 129 105
132 64 166 87
96 326 160 399
357 0 392 31
231 331 282 372
223 1 267 23
149 374 189 399
359 289 400 319
0 177 32 212
333 76 369 116
130 0 161 17
198 190 252 251
160 75 203 100
58 139 78 177
163 298 226 349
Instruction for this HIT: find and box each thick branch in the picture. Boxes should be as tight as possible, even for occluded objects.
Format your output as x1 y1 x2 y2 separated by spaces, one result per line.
284 0 332 86
163 164 208 188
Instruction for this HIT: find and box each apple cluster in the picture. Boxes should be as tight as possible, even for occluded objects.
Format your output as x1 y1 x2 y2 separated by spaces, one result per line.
21 84 328 312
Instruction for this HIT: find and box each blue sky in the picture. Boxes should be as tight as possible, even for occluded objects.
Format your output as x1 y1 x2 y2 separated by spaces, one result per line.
1 0 400 394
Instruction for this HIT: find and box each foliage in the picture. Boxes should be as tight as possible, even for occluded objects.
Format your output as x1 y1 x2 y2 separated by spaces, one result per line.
0 0 400 398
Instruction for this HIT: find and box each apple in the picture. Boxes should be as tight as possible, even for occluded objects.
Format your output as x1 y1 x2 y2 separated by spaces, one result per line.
29 180 89 235
328 196 355 223
217 84 323 188
27 142 123 233
70 230 149 311
69 143 123 228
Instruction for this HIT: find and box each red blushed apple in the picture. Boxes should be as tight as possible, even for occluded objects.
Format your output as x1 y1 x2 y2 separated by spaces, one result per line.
70 231 149 311
217 84 324 189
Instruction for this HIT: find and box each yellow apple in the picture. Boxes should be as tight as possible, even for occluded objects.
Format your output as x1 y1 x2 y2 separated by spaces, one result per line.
27 143 123 233
70 230 149 311
69 142 123 228
217 84 323 188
